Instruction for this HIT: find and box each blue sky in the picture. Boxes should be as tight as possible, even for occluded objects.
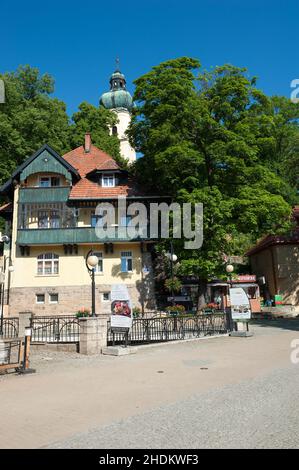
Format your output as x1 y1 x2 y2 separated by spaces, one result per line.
2 0 298 116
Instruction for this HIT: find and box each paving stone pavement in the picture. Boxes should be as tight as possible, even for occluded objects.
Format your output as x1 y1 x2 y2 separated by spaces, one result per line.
0 319 299 449
47 365 299 449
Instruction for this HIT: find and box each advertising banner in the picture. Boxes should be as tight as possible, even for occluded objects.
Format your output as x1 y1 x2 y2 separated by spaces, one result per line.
110 284 132 329
229 287 251 320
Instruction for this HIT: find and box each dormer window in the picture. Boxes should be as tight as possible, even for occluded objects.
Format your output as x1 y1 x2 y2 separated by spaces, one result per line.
102 175 115 187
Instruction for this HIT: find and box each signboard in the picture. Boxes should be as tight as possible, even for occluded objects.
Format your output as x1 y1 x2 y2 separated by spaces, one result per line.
110 284 132 329
229 287 251 320
234 275 256 283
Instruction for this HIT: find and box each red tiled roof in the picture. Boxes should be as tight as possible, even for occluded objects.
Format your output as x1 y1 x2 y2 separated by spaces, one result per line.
62 144 145 199
69 177 145 199
62 145 120 177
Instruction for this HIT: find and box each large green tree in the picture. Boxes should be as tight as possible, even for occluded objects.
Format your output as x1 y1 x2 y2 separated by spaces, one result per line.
0 65 123 187
129 57 298 304
0 65 70 184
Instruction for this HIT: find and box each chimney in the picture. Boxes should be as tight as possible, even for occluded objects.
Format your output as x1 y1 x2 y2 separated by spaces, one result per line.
84 132 91 153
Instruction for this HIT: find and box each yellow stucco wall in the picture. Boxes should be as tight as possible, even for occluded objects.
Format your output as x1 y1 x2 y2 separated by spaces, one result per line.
10 243 143 289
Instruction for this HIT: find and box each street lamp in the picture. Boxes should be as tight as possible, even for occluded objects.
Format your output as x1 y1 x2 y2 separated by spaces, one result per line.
225 264 234 331
166 242 178 306
226 264 234 285
0 256 14 337
85 250 99 317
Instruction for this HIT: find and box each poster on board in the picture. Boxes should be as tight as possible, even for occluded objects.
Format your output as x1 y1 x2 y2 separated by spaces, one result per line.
110 284 132 329
229 287 251 320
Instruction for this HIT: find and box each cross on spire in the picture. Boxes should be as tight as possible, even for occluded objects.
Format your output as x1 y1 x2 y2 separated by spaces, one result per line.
115 57 120 72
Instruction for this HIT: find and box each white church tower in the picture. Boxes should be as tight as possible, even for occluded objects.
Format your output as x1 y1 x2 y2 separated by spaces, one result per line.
100 63 136 163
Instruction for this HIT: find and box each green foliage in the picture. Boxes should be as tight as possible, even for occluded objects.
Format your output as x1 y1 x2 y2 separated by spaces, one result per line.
129 57 298 283
164 277 182 293
0 66 70 185
0 65 124 188
132 307 142 318
70 102 124 167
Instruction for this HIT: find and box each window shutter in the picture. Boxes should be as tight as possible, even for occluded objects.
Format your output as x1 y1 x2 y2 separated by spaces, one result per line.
121 257 127 272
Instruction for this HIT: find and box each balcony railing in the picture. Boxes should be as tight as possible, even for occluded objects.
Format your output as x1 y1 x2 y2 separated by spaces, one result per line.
18 202 77 230
17 226 150 245
19 187 70 203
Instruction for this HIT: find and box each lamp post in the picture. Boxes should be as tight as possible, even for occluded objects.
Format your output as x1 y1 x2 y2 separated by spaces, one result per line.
166 241 178 306
226 264 234 331
0 256 14 337
85 250 99 317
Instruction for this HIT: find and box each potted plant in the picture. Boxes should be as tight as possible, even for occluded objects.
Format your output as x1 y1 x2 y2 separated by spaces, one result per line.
76 308 91 318
165 304 186 316
132 307 141 318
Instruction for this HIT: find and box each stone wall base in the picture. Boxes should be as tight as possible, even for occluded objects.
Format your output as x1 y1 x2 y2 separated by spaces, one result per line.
8 282 156 316
31 343 79 353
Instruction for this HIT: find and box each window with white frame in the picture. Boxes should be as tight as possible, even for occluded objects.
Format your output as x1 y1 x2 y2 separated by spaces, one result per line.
49 293 59 303
120 251 133 273
39 176 60 187
37 253 59 275
93 252 103 273
102 175 115 187
36 293 45 304
102 292 110 301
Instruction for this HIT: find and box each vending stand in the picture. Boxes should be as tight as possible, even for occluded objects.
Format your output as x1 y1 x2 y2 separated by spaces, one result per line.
207 275 261 314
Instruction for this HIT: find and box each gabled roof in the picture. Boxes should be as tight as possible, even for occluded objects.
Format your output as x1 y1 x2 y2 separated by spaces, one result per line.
12 144 80 179
0 144 80 194
63 145 120 177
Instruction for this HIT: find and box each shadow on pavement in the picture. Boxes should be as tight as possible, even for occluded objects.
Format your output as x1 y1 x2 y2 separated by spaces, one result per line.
251 317 299 332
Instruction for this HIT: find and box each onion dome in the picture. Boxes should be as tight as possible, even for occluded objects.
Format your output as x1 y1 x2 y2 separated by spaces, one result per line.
100 66 133 111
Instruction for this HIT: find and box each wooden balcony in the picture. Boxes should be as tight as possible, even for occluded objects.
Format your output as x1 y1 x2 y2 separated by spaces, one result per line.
19 187 70 203
17 226 150 245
